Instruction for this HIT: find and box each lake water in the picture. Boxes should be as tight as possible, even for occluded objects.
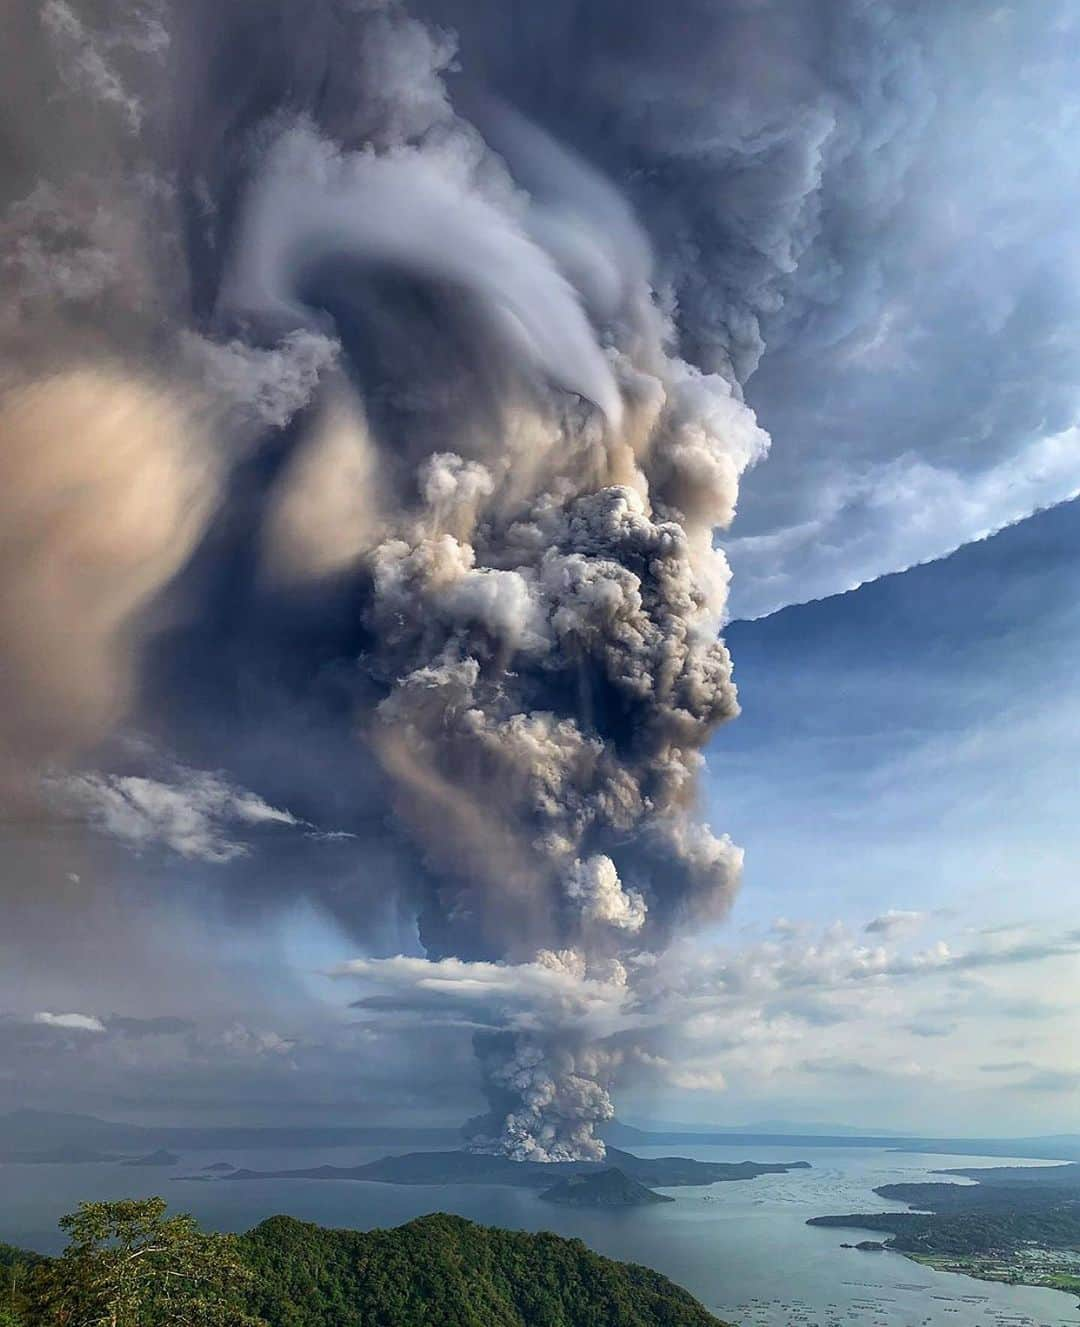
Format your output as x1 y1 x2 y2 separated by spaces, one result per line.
3 1142 1078 1327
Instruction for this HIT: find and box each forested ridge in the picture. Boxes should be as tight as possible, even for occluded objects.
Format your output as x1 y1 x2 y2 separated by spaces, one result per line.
0 1203 730 1327
240 1213 728 1326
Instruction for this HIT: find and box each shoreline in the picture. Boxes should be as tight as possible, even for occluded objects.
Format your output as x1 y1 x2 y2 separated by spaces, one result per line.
902 1250 1080 1307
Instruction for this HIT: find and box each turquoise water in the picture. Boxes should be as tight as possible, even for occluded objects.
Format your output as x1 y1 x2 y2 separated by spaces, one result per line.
2 1143 1077 1326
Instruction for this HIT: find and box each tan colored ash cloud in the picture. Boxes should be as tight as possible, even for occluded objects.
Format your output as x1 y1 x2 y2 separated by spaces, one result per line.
260 385 387 585
0 366 218 796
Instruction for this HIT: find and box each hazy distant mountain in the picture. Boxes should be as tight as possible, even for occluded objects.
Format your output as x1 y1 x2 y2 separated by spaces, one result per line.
0 1109 138 1152
0 1108 458 1160
604 1118 1080 1161
618 1117 907 1137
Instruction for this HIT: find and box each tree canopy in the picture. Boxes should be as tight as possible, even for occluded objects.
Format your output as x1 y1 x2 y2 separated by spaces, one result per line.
4 1205 730 1327
237 1212 728 1327
22 1198 262 1327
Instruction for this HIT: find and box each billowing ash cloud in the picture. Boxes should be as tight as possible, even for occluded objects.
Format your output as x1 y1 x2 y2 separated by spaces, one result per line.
4 0 1075 1155
219 34 760 1157
337 951 637 1160
413 0 1080 617
0 0 765 1162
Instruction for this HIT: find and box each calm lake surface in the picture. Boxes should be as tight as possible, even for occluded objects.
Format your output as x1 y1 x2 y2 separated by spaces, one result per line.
3 1142 1078 1327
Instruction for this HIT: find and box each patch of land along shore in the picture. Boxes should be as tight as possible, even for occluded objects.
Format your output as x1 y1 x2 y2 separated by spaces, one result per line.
808 1162 1080 1304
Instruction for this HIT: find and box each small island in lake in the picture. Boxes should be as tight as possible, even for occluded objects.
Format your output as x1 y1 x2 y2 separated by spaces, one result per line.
539 1167 675 1208
122 1148 179 1167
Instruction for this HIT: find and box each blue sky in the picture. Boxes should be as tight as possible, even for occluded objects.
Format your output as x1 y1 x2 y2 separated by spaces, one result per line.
625 498 1080 1132
719 496 1080 931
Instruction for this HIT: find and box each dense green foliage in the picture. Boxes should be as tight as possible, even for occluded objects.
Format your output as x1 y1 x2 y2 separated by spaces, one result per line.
1 1242 42 1326
16 1199 262 1327
238 1213 728 1327
1 1248 40 1274
808 1163 1080 1255
4 1206 728 1327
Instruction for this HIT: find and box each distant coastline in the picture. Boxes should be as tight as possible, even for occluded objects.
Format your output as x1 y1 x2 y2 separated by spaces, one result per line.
808 1162 1080 1304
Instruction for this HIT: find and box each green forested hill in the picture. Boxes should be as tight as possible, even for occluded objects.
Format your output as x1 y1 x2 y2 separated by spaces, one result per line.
238 1213 730 1327
2 1207 729 1327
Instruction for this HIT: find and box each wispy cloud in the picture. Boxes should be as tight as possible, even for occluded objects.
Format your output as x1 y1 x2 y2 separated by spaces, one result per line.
1014 1069 1080 1095
865 909 927 939
335 951 634 1042
32 1011 105 1032
51 765 303 862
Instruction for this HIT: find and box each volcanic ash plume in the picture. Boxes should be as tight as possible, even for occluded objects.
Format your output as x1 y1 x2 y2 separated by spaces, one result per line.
251 100 768 1155
1 0 768 1159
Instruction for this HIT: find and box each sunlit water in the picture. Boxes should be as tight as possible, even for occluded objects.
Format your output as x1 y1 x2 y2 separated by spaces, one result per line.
3 1143 1077 1326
